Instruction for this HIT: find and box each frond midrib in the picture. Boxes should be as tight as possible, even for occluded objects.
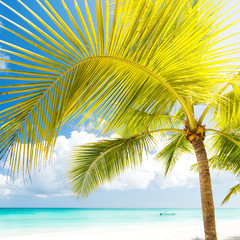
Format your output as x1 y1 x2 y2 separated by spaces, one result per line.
206 129 240 147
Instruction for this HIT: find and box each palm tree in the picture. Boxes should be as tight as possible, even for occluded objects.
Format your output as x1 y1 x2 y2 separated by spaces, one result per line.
1 0 240 239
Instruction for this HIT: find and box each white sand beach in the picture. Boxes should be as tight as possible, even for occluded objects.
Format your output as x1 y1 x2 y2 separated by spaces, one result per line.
3 220 240 240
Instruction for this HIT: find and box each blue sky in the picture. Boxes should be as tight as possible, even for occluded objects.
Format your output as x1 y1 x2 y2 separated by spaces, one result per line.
0 0 240 208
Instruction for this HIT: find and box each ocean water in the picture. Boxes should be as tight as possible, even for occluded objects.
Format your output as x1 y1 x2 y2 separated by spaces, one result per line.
0 208 240 236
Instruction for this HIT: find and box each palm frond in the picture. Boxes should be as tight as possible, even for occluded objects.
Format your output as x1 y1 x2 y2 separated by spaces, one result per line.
206 129 240 176
155 133 193 176
0 0 239 177
190 162 198 172
116 103 185 137
68 133 155 198
0 65 81 177
208 79 240 129
222 183 240 205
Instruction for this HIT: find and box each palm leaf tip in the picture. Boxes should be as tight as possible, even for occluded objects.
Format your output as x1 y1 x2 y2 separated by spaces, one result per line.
155 133 192 176
68 133 155 199
190 163 198 172
221 183 240 205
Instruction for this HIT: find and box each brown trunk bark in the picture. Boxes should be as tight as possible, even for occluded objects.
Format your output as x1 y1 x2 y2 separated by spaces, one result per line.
192 138 217 240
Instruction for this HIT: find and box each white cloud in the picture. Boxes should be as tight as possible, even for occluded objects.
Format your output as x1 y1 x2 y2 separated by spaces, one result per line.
23 131 104 197
104 155 157 191
104 152 237 192
103 153 200 191
0 52 9 70
0 130 238 199
0 131 105 199
0 20 10 70
0 174 11 197
0 20 13 69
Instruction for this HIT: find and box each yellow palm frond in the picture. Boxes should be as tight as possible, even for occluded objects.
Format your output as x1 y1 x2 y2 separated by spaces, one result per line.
0 0 239 180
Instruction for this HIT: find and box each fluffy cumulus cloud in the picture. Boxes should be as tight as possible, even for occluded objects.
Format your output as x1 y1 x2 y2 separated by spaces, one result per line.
0 130 237 199
0 174 11 197
104 154 158 191
0 131 101 199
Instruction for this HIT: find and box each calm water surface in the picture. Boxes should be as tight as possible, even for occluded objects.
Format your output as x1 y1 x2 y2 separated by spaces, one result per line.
0 208 240 236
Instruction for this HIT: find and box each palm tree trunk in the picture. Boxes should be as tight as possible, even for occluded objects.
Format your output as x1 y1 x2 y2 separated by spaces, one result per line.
192 138 217 240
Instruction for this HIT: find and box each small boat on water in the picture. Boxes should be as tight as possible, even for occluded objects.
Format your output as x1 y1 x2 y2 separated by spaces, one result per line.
160 211 176 216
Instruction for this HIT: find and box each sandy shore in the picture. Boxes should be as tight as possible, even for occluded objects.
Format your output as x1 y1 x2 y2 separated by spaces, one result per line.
3 220 240 240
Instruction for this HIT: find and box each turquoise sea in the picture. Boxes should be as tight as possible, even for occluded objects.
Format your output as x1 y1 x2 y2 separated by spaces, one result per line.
1 208 240 237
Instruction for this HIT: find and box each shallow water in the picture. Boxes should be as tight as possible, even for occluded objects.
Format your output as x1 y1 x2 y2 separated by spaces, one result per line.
0 208 240 236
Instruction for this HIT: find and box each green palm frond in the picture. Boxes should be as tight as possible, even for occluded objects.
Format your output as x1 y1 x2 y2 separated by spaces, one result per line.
209 81 240 129
206 129 240 176
68 133 155 198
122 112 184 137
155 133 193 176
118 103 184 137
222 183 240 205
0 0 239 179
